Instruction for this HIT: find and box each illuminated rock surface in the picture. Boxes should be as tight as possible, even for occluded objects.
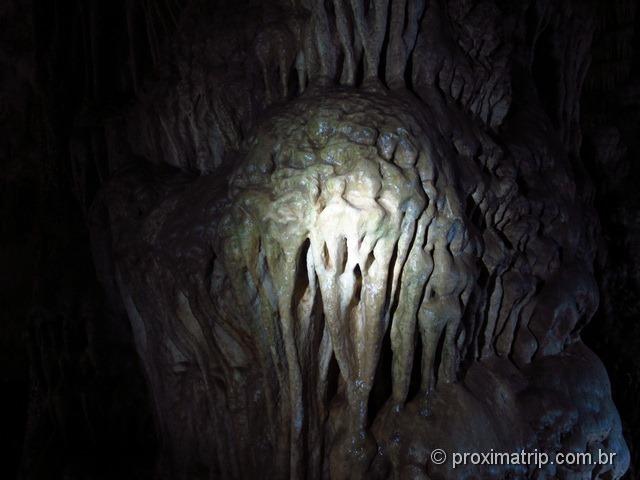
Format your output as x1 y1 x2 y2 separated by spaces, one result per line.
98 88 628 478
7 0 636 478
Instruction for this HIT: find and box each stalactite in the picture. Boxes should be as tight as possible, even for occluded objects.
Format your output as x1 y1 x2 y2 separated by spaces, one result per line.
386 0 425 87
333 0 357 86
349 0 389 80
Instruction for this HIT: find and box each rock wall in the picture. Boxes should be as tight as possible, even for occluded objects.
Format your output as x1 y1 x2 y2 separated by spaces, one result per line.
3 0 637 478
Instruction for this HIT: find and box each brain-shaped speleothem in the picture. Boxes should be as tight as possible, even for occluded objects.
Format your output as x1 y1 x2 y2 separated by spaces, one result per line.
217 88 483 475
101 85 619 480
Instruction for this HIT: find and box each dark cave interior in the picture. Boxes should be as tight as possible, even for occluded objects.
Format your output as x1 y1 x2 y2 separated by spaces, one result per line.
2 0 640 479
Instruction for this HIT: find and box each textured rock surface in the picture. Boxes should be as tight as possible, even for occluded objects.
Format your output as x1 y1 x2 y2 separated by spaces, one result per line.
97 80 628 477
3 0 637 478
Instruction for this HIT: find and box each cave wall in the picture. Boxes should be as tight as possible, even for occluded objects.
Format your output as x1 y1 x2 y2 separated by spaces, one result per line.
2 0 162 477
1 0 639 478
581 1 640 478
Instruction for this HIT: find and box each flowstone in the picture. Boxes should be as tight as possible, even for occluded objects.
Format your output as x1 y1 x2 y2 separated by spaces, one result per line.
96 88 629 479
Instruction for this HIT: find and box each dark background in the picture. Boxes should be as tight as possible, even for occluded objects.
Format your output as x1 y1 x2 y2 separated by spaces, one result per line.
1 0 639 478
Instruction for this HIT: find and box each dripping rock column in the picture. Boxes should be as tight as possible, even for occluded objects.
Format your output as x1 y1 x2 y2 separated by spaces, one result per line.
95 89 629 479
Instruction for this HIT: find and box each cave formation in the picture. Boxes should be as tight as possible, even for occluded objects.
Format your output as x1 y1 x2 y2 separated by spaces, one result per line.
3 0 640 479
